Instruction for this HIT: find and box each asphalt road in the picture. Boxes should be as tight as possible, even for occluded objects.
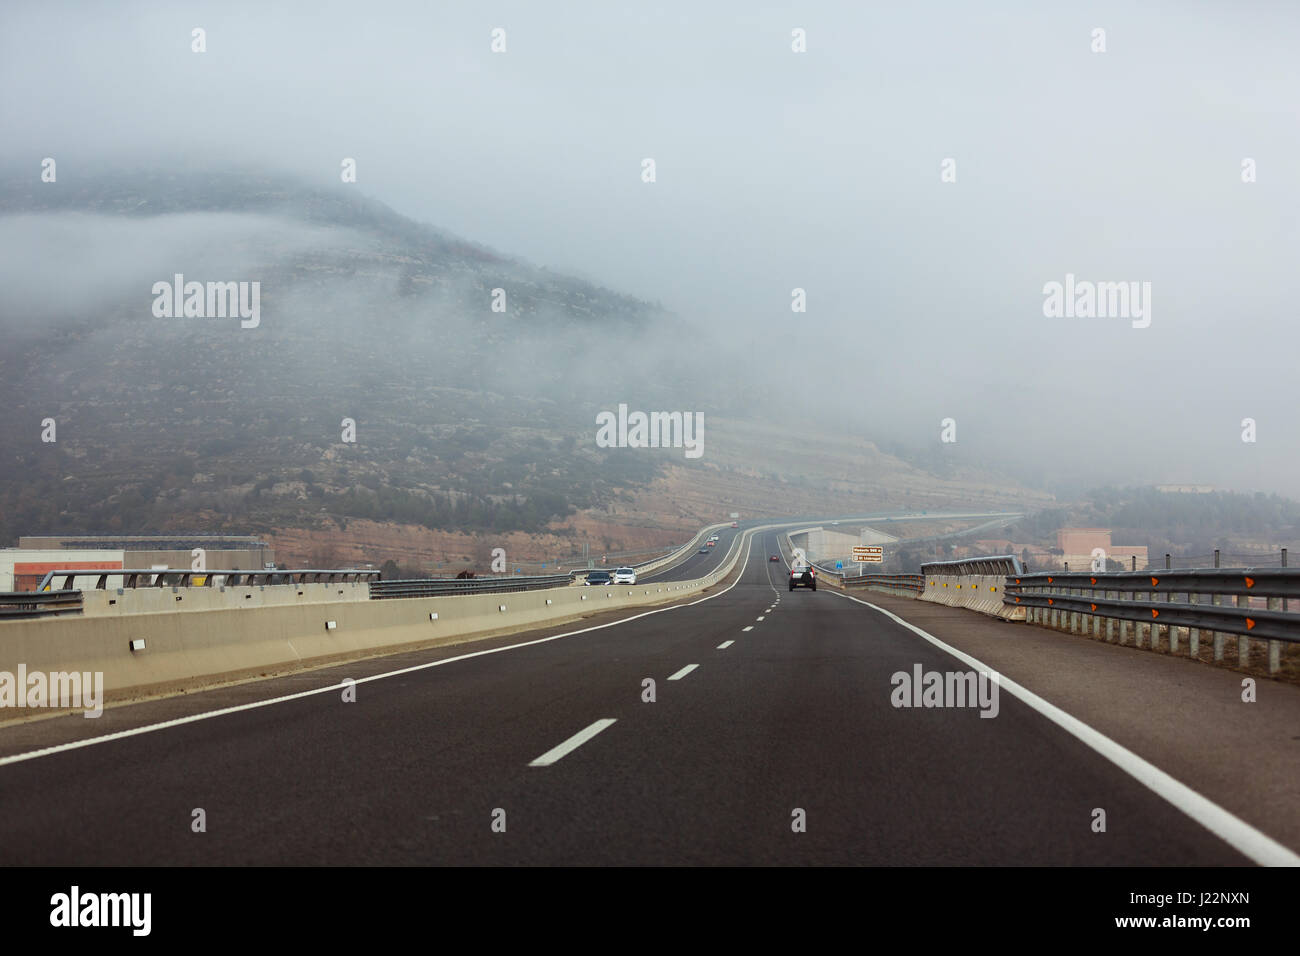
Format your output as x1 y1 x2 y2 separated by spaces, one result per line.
637 526 740 582
0 531 1253 865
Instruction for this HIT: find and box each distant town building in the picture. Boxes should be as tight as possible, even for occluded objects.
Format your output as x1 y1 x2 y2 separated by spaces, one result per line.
1154 484 1215 494
1056 528 1148 571
0 549 124 592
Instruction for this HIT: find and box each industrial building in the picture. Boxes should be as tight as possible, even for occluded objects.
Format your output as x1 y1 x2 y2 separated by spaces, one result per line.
1 535 274 591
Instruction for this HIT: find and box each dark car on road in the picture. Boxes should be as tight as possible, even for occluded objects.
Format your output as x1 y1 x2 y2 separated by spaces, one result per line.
585 570 612 586
789 564 816 591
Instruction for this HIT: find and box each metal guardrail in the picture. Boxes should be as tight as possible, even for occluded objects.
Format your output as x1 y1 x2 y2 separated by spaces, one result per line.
844 573 924 591
809 563 923 592
370 574 573 599
1010 568 1300 599
0 590 85 618
1005 568 1299 673
36 568 379 591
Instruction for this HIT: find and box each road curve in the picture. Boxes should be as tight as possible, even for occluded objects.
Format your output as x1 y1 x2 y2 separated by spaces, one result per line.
0 531 1258 865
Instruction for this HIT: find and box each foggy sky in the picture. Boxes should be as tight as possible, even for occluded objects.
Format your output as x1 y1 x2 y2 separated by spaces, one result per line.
3 1 1299 497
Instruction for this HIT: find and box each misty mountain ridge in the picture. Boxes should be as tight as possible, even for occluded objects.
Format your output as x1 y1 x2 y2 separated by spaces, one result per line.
1 168 1049 555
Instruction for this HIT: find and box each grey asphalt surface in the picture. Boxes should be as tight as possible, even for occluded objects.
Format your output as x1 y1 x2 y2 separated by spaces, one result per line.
637 525 740 581
0 531 1255 865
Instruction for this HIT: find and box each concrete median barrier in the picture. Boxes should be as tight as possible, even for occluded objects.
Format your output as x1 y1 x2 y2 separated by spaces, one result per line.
0 533 753 710
918 556 1026 621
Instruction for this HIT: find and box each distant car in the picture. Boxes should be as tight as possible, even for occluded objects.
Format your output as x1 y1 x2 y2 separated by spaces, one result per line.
698 547 710 554
585 570 612 586
789 564 816 591
770 555 780 562
612 567 636 584
709 534 719 541
731 522 738 528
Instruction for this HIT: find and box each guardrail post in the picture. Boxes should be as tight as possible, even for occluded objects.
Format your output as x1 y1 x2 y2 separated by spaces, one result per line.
1283 549 1289 616
1104 590 1115 642
1169 595 1180 655
1237 594 1251 667
1135 589 1147 648
1266 596 1282 674
1188 592 1200 658
1212 591 1225 661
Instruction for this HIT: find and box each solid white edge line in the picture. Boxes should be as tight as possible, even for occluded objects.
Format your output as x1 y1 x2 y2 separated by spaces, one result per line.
717 641 734 649
0 533 759 770
667 664 699 681
827 588 1300 867
528 718 617 767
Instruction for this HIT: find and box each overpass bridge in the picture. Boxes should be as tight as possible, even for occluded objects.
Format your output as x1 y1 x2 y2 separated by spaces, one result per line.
0 515 1296 867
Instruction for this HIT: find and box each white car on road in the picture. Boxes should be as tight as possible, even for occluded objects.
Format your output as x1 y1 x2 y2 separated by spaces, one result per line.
612 567 637 585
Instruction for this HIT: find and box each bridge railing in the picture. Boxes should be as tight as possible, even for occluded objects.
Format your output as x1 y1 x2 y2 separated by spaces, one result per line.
370 573 574 599
921 555 1024 577
36 568 378 591
0 590 85 619
1005 568 1299 673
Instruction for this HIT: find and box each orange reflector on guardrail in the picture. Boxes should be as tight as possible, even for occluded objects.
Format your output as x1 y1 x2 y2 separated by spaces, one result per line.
1150 577 1159 587
1247 618 1257 630
1245 576 1255 588
1151 609 1159 619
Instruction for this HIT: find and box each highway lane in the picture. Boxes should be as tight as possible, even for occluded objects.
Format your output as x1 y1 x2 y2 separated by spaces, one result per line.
0 530 1255 865
638 526 739 582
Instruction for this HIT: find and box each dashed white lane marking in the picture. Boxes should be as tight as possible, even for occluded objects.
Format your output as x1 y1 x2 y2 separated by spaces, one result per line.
716 641 734 650
742 626 754 632
528 718 617 767
667 664 699 681
0 533 764 771
756 616 765 621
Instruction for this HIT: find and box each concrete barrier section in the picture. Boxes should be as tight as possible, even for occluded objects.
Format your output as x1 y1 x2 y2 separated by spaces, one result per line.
0 532 753 708
920 574 1025 621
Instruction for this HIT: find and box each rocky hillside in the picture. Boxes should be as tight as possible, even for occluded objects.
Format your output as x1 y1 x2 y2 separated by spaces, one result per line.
0 168 1051 566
